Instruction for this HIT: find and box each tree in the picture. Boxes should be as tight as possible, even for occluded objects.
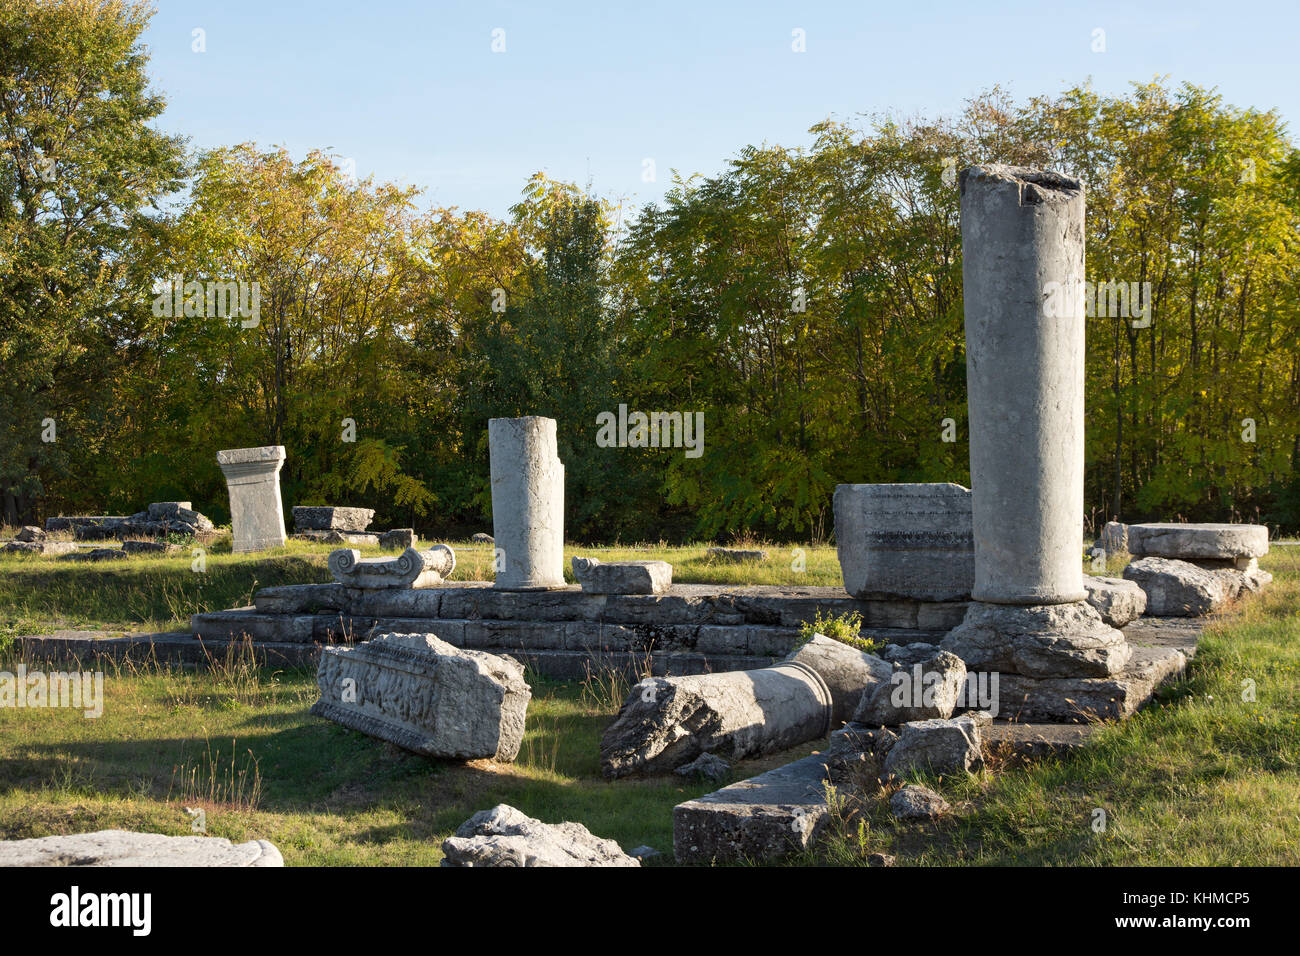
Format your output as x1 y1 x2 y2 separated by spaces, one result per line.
0 0 185 522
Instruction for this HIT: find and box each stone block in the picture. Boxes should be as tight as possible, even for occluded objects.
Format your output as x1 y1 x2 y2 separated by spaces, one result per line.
217 446 287 552
1127 523 1268 561
882 713 985 777
706 547 769 563
785 634 892 725
571 556 672 594
1123 557 1239 617
292 506 375 532
673 752 833 864
855 649 968 725
1083 575 1147 627
833 482 975 601
311 632 531 761
378 528 416 550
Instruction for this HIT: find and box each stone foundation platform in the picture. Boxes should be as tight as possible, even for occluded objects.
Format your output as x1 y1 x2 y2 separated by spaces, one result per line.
189 582 969 677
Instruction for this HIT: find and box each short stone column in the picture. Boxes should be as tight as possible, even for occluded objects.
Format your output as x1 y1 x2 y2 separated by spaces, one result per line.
217 446 287 553
488 416 565 590
960 165 1087 605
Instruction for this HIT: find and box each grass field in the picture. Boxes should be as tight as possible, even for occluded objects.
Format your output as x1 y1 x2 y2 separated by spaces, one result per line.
0 536 1297 866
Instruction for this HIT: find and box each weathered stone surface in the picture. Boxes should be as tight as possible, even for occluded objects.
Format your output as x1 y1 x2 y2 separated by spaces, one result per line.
82 548 130 562
996 645 1186 722
293 506 375 532
16 525 45 542
441 805 638 867
490 416 565 590
147 501 192 520
883 642 939 666
1128 522 1268 561
327 545 455 589
122 539 179 555
941 601 1131 678
833 483 974 601
572 556 672 595
218 446 287 552
1241 560 1273 593
674 752 732 782
0 829 283 867
1097 521 1128 555
1123 557 1239 617
890 784 949 820
312 632 531 761
471 532 494 543
600 662 832 778
882 713 985 777
378 528 416 550
855 649 967 725
673 752 833 864
962 165 1088 605
1083 575 1147 627
706 547 768 563
785 634 892 724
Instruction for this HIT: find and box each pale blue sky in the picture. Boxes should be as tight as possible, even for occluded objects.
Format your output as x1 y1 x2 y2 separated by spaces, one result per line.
140 1 1298 218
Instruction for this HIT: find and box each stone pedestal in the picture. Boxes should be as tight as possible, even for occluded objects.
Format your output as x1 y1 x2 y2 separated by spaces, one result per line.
961 165 1087 605
489 417 565 590
217 446 287 553
833 483 974 601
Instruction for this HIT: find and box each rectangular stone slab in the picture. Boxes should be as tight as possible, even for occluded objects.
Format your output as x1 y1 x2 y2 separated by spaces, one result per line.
834 482 975 601
292 506 376 532
673 752 832 864
311 633 531 761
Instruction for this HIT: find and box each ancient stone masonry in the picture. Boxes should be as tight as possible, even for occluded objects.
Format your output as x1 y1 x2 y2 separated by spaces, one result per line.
1123 523 1271 616
311 632 531 761
45 502 216 541
217 446 287 552
192 582 968 677
490 416 565 590
834 483 974 601
293 506 375 532
572 556 672 595
327 545 455 589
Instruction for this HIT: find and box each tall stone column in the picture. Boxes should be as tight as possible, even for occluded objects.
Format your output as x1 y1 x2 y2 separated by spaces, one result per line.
959 165 1087 605
489 416 565 590
217 446 287 553
943 166 1131 686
